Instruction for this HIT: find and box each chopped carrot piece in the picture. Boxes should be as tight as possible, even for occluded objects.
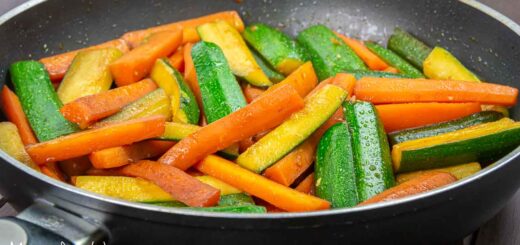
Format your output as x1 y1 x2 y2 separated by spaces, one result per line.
168 46 185 72
90 140 175 169
264 62 318 98
242 84 266 103
41 162 66 182
335 33 389 71
183 43 203 109
383 66 399 74
59 156 92 177
1 86 38 145
295 173 315 195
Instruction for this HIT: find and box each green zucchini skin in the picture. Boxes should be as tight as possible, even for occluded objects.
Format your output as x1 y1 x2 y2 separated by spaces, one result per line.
217 193 255 206
343 101 395 201
189 205 267 213
365 42 425 79
315 123 359 208
191 41 247 123
389 111 504 145
165 59 200 124
251 49 285 83
349 70 413 80
10 61 78 141
297 25 367 81
387 28 433 69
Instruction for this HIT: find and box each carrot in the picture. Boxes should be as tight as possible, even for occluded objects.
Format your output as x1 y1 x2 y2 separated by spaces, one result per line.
158 84 305 170
168 46 185 72
295 173 315 195
383 66 399 74
264 62 318 98
242 84 266 103
26 116 166 164
359 172 457 205
1 86 38 145
59 156 92 177
335 33 389 71
309 73 356 97
183 43 203 109
355 77 519 106
196 155 329 212
60 79 157 128
376 102 482 133
110 31 183 87
121 160 220 207
40 39 129 82
41 162 66 182
86 167 124 177
121 11 244 48
90 140 175 169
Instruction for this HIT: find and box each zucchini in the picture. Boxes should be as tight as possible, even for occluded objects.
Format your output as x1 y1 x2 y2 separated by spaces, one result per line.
251 49 285 83
349 70 413 80
237 85 347 173
388 111 504 145
188 205 266 213
197 21 272 87
195 175 242 196
10 61 78 141
0 122 40 170
343 101 395 201
57 48 122 104
365 42 425 78
191 41 247 123
151 58 200 124
396 162 481 184
296 25 367 81
392 118 520 173
423 47 480 81
243 23 307 75
217 193 255 206
387 28 432 69
315 123 358 208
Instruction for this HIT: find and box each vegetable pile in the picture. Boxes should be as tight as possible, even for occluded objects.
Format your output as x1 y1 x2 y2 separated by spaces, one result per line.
1 11 519 213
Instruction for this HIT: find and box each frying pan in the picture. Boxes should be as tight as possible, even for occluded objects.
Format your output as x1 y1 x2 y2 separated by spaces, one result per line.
0 0 519 244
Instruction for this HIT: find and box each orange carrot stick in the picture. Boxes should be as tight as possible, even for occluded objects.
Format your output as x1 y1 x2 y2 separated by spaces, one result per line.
355 77 519 106
41 162 66 182
90 140 175 169
40 39 130 82
159 84 305 170
376 102 481 133
359 172 457 205
335 33 389 71
110 31 183 87
183 43 203 109
295 173 315 195
383 66 399 74
121 160 220 207
1 86 38 145
60 79 157 128
59 156 92 177
264 62 318 98
26 116 166 164
196 155 330 212
168 46 185 72
121 11 244 48
242 84 266 103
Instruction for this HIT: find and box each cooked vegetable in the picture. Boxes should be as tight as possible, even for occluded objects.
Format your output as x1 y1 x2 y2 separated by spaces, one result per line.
335 33 389 71
191 41 247 123
198 21 272 87
10 61 78 141
110 30 183 86
376 102 482 133
396 162 481 184
423 47 480 81
58 156 92 177
188 205 266 213
217 193 254 206
359 172 457 205
196 176 242 196
244 23 307 75
297 25 367 80
251 50 285 83
197 155 330 212
349 70 412 80
295 173 315 195
237 85 347 173
392 118 520 173
242 84 265 103
344 101 395 201
41 162 66 181
60 79 157 128
315 123 358 208
388 111 504 145
183 43 203 108
0 122 40 171
57 48 122 104
26 116 166 164
264 61 318 98
387 28 432 69
1 86 38 145
158 84 304 170
365 42 425 78
39 39 129 81
354 77 518 106
168 46 185 72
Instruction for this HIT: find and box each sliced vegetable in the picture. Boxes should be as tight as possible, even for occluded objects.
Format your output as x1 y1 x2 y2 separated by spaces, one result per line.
0 122 40 171
349 70 412 80
57 48 122 104
396 162 481 184
242 84 266 103
58 156 92 177
295 173 315 195
393 118 520 173
251 50 285 83
198 21 272 87
41 162 66 181
365 42 425 78
264 61 318 98
335 33 389 71
10 61 78 141
1 86 38 145
189 205 266 213
196 176 242 196
183 43 202 109
168 46 185 72
387 28 432 69
423 46 480 81
26 116 166 164
297 25 367 80
217 193 254 206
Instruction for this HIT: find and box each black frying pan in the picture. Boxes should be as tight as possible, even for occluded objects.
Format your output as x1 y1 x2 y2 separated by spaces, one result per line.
1 0 520 244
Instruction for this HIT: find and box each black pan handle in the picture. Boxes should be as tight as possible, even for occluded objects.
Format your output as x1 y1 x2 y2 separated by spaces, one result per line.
0 202 108 245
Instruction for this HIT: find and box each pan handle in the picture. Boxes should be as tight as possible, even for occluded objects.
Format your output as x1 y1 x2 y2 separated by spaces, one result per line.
0 202 109 245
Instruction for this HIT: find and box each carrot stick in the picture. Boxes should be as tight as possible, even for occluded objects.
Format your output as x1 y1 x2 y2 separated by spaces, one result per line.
40 39 129 82
242 84 266 103
110 31 183 87
26 116 166 164
196 155 329 212
376 102 482 133
355 77 519 106
264 62 318 98
295 173 315 195
41 162 66 182
183 43 203 109
60 79 157 128
121 160 220 207
59 156 92 177
158 84 305 170
1 86 38 145
90 140 175 169
121 11 245 48
359 172 457 205
168 46 185 72
335 33 389 71
309 73 356 97
383 66 399 74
